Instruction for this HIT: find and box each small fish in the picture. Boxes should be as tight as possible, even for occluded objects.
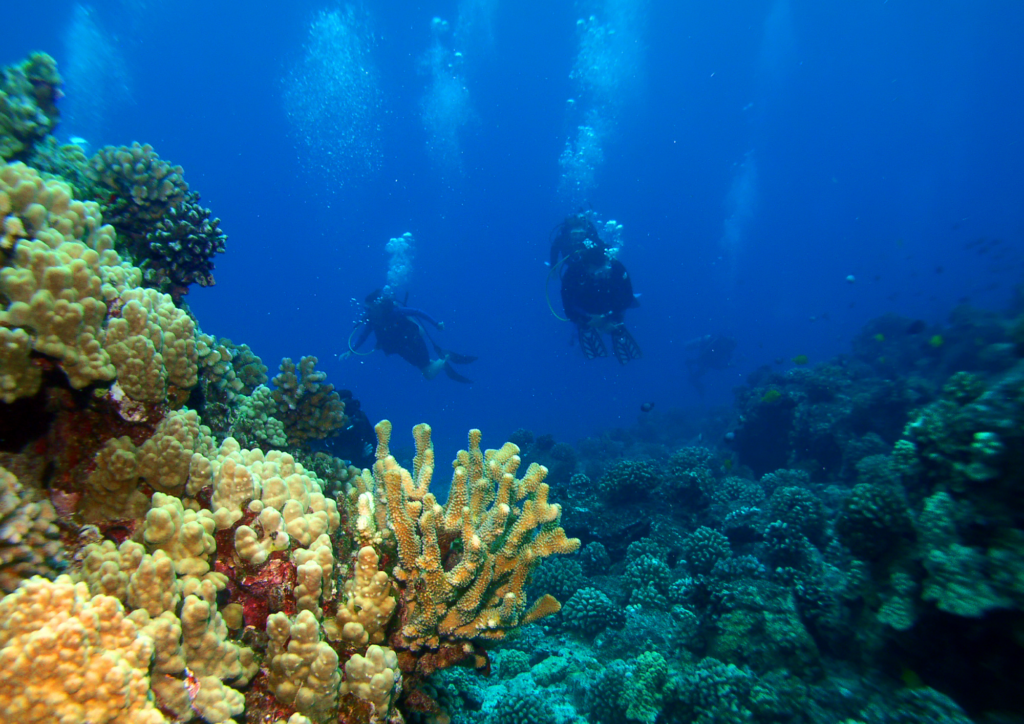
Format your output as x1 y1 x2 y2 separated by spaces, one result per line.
792 355 809 366
640 402 655 413
874 333 885 342
929 335 944 348
761 389 782 403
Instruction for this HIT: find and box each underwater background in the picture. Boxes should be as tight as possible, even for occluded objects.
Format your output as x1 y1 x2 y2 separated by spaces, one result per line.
2 0 1024 723
9 0 1024 450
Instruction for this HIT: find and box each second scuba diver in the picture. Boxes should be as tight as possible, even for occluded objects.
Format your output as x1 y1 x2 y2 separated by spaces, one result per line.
344 289 477 382
548 213 642 364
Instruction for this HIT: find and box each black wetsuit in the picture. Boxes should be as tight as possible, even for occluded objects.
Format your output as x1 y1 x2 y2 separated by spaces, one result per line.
551 216 642 364
350 293 477 382
353 297 437 371
560 256 636 328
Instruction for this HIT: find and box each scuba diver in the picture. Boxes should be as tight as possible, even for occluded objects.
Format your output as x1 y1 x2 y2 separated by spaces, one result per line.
684 334 737 397
547 213 642 364
344 289 476 383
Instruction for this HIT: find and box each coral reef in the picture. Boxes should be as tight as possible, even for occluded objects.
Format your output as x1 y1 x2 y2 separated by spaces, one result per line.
89 143 224 299
270 356 348 447
0 53 62 162
4 46 1024 724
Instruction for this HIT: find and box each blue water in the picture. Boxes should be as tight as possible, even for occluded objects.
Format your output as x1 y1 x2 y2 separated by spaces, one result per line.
8 0 1023 453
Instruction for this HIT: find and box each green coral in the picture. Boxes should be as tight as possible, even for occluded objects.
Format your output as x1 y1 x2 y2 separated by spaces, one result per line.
0 53 62 161
940 371 985 405
229 385 287 450
876 570 918 631
597 459 658 502
221 339 267 393
836 483 913 562
624 554 671 609
681 526 731 575
562 587 625 636
270 355 347 447
494 649 531 679
668 657 757 724
89 142 188 230
489 689 554 724
25 137 95 199
769 486 827 546
621 652 670 724
132 190 226 296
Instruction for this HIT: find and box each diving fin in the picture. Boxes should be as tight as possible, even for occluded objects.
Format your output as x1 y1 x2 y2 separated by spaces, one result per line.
431 340 477 365
446 350 477 365
612 327 642 365
579 327 608 359
444 362 473 383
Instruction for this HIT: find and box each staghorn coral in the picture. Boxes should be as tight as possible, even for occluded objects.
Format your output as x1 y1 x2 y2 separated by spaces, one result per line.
361 421 580 659
0 53 62 162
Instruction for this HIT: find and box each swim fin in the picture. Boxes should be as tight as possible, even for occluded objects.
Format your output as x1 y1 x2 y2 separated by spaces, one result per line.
612 327 642 364
579 327 608 359
444 362 473 383
431 341 477 365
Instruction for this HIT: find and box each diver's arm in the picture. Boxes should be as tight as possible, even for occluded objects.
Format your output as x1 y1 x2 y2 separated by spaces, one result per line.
399 307 444 330
351 323 373 350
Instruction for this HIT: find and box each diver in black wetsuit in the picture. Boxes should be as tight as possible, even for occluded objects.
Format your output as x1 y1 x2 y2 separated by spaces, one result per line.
344 289 476 382
549 213 642 364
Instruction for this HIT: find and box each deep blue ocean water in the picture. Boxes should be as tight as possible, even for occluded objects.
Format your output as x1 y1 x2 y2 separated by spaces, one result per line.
7 0 1023 454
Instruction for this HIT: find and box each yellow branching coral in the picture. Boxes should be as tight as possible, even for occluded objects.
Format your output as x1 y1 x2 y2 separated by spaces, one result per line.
369 421 579 651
